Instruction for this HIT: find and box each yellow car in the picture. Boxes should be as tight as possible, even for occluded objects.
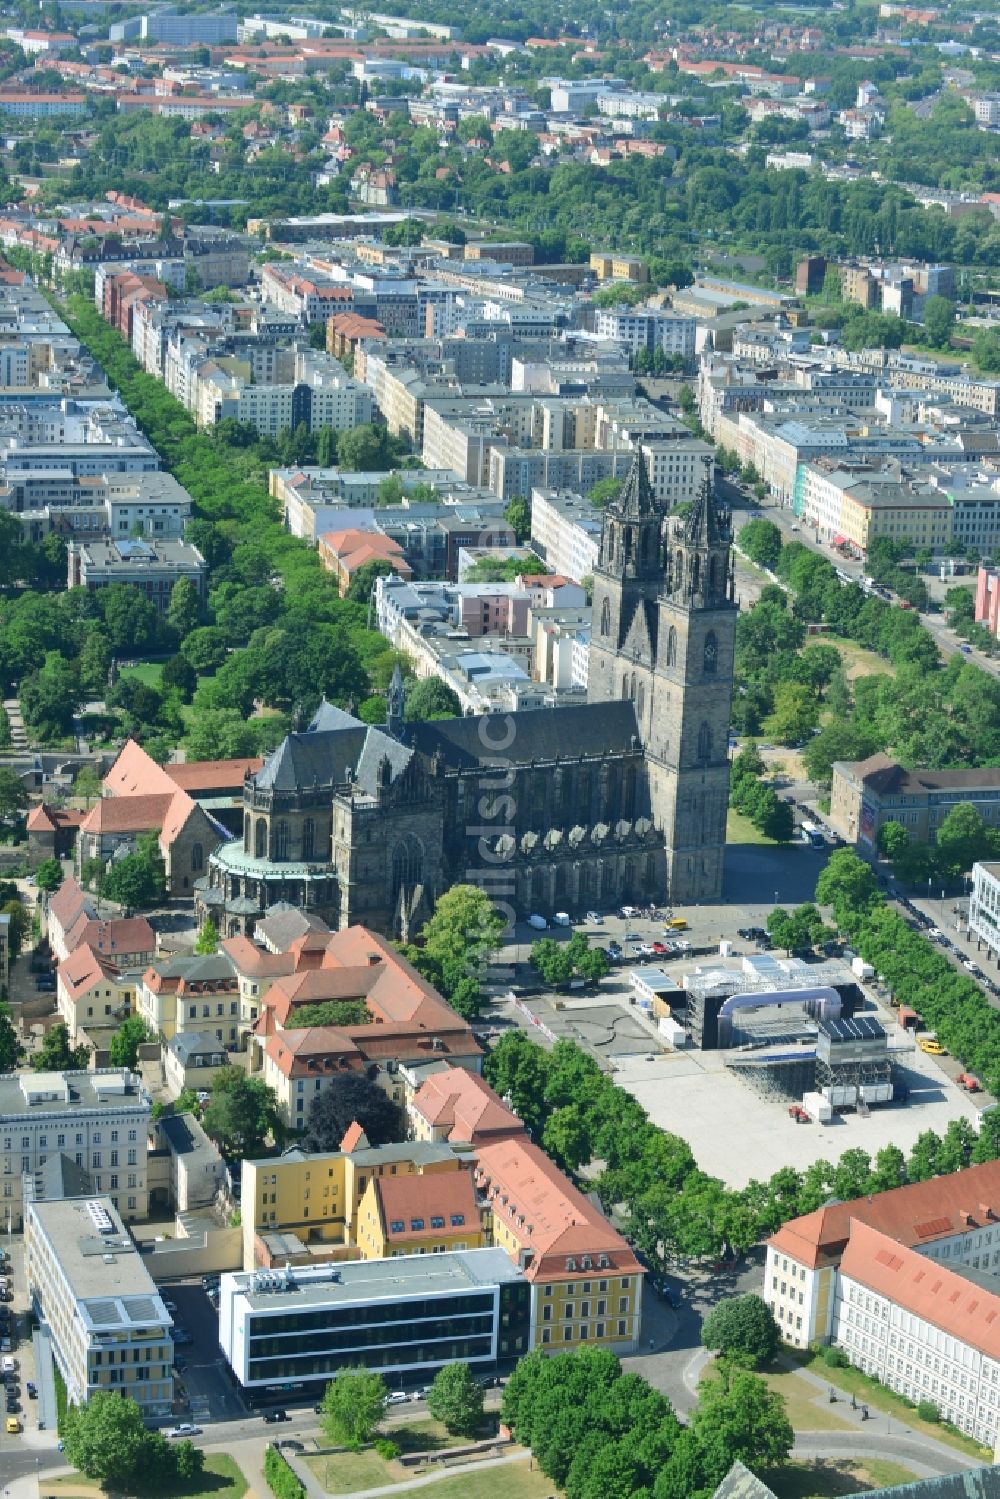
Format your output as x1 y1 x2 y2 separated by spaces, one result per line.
5 1416 20 1434
665 918 689 932
918 1037 946 1056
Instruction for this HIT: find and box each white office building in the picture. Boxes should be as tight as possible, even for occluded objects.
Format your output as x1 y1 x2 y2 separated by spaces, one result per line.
26 1195 173 1415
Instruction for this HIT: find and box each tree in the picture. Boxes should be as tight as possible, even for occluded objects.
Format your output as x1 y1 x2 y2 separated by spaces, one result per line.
34 858 64 895
766 903 831 954
336 423 395 472
531 937 575 986
202 1067 281 1156
815 849 880 924
62 1392 150 1490
404 677 461 722
700 1294 779 1370
738 518 782 571
194 918 219 954
691 1369 793 1489
402 885 506 1020
2 900 29 960
0 767 28 822
588 477 623 509
505 495 531 542
321 1368 387 1448
877 820 909 861
302 1071 404 1150
33 1022 90 1072
935 801 997 882
762 681 819 746
166 576 201 638
923 295 956 349
101 831 166 913
427 1362 485 1437
0 1002 23 1071
756 789 794 843
108 1015 151 1070
346 559 394 603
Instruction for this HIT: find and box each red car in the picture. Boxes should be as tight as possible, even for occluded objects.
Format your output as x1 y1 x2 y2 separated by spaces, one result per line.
652 941 669 955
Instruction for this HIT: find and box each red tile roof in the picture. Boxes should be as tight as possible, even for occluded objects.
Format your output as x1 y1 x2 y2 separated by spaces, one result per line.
57 942 118 1000
164 757 263 792
767 1160 1000 1270
64 915 155 962
340 1121 367 1153
26 803 85 832
81 793 176 834
375 1170 479 1244
474 1138 642 1284
46 874 93 934
411 1068 526 1145
841 1220 1000 1360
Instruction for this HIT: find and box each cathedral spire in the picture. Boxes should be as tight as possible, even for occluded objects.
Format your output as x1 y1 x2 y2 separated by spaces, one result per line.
617 447 657 520
683 459 731 549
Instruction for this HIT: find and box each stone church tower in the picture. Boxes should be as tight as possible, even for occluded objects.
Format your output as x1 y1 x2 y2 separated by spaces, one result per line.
588 453 737 903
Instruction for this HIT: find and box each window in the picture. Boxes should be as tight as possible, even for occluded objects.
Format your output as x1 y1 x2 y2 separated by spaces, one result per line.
697 722 712 761
191 842 203 873
275 821 289 860
704 630 718 675
430 1216 445 1229
450 1214 465 1227
665 626 677 667
600 597 610 636
410 1218 425 1231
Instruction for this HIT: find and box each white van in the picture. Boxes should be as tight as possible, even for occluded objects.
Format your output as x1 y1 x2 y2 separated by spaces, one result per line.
527 914 548 931
553 912 571 927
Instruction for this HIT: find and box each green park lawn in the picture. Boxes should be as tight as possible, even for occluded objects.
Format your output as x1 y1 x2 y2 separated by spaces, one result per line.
726 808 799 848
764 1457 919 1499
798 1352 992 1462
305 1450 553 1498
399 1463 558 1499
45 1454 247 1499
823 635 895 683
116 660 164 688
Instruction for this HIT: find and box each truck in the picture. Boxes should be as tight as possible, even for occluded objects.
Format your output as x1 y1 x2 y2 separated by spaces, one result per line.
800 820 825 848
957 1073 982 1093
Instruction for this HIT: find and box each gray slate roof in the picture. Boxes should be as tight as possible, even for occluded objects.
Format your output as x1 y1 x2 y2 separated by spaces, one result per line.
406 700 642 769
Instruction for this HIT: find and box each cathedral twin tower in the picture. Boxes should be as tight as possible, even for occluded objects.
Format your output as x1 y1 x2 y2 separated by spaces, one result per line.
587 452 738 904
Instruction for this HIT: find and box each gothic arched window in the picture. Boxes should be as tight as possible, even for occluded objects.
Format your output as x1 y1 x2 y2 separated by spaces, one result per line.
697 722 713 762
692 555 701 593
254 818 267 859
621 676 629 699
709 556 718 594
636 682 645 720
275 821 289 861
392 836 423 896
191 842 203 873
243 814 251 854
302 818 315 860
600 597 611 636
704 630 718 676
666 626 677 668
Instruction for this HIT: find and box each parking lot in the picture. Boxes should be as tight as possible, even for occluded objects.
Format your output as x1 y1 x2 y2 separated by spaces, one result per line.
165 1280 246 1424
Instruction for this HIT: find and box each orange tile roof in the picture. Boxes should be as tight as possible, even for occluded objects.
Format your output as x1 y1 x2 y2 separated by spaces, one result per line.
841 1220 1000 1360
46 874 93 933
474 1138 642 1283
26 803 85 832
375 1170 478 1243
767 1159 1000 1270
81 793 176 834
102 738 177 798
340 1121 367 1153
164 757 263 791
57 942 118 1000
411 1068 526 1145
64 915 155 961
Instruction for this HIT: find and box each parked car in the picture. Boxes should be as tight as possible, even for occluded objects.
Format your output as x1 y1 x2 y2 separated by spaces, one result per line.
918 1036 946 1056
25 1382 36 1400
263 1409 289 1424
2 1357 17 1375
165 1424 202 1439
386 1391 409 1406
5 1416 20 1434
586 911 602 924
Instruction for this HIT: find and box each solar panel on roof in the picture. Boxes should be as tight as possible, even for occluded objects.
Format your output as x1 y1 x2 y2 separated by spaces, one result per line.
87 1299 123 1324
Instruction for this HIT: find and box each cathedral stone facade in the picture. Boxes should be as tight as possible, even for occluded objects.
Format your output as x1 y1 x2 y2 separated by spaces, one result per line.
195 453 737 938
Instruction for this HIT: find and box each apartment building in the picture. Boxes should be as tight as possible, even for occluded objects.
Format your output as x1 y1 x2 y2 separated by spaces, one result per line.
137 952 240 1046
0 91 86 118
218 1249 530 1395
830 753 1000 849
473 1136 644 1354
407 1067 527 1148
593 307 696 361
834 1220 1000 1453
0 1069 151 1229
26 1196 173 1415
354 1168 486 1259
529 488 602 583
66 537 206 611
764 1159 1000 1353
967 862 1000 967
240 1138 472 1269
